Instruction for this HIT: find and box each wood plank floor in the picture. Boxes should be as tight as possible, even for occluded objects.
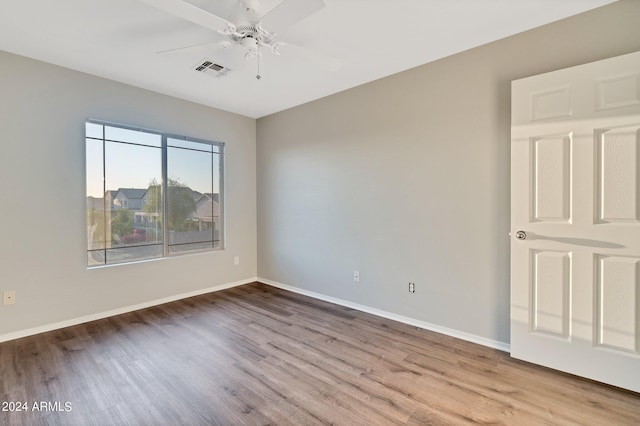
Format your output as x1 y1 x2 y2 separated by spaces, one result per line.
1 282 639 425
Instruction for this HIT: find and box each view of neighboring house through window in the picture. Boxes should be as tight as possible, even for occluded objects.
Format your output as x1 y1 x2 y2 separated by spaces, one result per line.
86 120 224 266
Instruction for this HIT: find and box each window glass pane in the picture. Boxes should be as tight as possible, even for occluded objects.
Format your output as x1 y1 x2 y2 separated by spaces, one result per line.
167 138 213 152
86 139 104 198
105 126 161 147
86 138 107 254
105 245 163 265
87 250 105 267
212 153 221 247
86 120 224 267
105 141 162 261
168 241 214 254
167 146 213 248
137 185 163 245
86 122 103 139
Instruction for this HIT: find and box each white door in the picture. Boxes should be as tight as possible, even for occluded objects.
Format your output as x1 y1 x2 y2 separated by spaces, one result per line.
511 50 640 393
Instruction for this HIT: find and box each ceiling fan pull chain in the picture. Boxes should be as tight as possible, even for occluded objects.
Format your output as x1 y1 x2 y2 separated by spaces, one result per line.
256 42 262 80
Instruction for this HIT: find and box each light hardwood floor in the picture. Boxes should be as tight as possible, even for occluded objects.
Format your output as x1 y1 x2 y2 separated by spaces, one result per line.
1 282 639 425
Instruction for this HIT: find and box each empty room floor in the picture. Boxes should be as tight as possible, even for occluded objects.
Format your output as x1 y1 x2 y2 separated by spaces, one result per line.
1 283 639 425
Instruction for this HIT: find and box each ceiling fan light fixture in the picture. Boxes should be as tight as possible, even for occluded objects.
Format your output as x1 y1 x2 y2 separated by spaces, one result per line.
242 36 257 49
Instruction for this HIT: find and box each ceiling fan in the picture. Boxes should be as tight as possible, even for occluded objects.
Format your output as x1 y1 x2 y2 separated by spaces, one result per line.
138 0 339 78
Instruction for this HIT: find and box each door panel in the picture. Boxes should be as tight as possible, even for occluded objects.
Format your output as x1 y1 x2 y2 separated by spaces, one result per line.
531 250 571 339
511 50 640 393
531 135 572 222
596 255 639 353
596 125 640 223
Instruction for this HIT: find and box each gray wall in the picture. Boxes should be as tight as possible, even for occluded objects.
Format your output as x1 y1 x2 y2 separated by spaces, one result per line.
0 51 257 339
256 0 640 346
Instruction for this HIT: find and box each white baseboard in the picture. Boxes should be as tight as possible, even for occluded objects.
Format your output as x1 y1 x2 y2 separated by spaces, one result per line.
259 277 511 353
1 277 511 353
0 277 258 343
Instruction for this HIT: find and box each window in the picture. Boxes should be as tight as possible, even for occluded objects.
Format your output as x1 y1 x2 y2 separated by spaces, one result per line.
86 120 224 267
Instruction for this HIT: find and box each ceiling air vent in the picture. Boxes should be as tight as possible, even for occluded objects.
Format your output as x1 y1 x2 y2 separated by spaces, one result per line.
193 59 231 78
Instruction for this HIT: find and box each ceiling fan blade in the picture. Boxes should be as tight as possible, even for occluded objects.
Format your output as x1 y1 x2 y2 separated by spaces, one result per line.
185 0 238 22
156 39 224 55
137 0 231 32
260 0 325 33
280 42 341 72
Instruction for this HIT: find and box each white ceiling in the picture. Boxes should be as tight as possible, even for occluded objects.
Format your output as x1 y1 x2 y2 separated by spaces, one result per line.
0 0 616 118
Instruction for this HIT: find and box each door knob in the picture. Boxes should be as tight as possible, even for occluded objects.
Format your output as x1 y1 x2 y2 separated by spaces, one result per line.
515 231 527 240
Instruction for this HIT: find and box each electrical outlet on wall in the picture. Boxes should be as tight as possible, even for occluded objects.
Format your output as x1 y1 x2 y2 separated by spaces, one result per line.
353 270 360 282
408 282 416 293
